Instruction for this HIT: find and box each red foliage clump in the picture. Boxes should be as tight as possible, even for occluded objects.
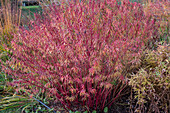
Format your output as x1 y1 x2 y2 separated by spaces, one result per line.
2 0 159 112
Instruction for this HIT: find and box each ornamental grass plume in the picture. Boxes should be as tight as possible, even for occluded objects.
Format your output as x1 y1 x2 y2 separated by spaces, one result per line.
0 0 21 56
2 0 159 112
0 0 21 38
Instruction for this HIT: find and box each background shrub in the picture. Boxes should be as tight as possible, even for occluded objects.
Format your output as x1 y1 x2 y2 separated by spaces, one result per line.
129 44 170 113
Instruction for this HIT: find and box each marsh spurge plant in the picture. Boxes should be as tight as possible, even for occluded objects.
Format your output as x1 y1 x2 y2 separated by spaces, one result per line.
2 0 159 112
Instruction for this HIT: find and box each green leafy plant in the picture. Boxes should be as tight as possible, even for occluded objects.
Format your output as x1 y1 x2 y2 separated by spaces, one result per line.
0 86 58 113
0 95 36 112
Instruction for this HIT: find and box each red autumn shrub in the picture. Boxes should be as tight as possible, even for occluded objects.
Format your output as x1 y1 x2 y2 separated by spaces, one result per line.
143 0 169 41
2 0 159 112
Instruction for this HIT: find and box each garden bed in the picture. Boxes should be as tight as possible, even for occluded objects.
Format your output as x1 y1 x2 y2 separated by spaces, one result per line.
0 0 169 113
